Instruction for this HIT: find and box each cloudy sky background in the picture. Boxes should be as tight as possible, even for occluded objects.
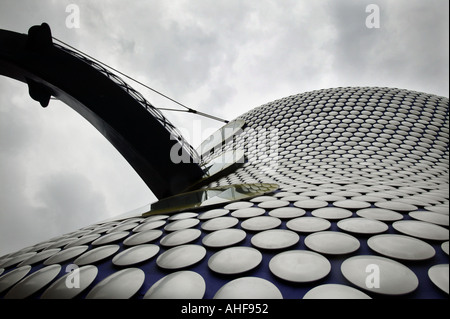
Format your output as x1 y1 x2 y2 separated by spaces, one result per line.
0 0 448 256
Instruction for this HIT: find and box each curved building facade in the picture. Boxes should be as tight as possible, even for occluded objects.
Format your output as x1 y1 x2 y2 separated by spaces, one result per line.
0 86 448 299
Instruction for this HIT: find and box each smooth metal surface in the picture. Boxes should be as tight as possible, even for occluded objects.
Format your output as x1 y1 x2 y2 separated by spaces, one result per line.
106 222 139 233
91 231 130 246
201 217 239 231
286 217 331 233
374 201 418 212
368 234 435 261
268 207 306 219
304 231 360 255
156 245 206 270
143 215 169 222
112 244 160 266
424 205 449 215
123 230 163 246
409 211 449 226
208 247 262 275
392 220 449 241
213 277 283 299
86 268 145 299
144 271 206 299
164 218 200 232
65 234 101 248
224 201 253 210
316 195 347 202
0 265 31 294
356 208 403 221
269 250 331 283
351 195 387 203
74 244 120 266
442 241 449 255
198 209 230 220
231 207 266 219
43 245 89 265
133 220 166 232
428 264 449 294
311 207 353 220
45 237 79 249
41 265 98 299
202 229 247 248
341 255 419 295
337 218 388 234
333 200 371 209
303 284 371 299
241 216 281 231
257 200 290 209
168 212 199 220
251 229 299 250
251 196 277 203
0 252 36 268
17 248 60 267
293 199 328 210
4 264 61 299
279 195 309 202
160 229 202 247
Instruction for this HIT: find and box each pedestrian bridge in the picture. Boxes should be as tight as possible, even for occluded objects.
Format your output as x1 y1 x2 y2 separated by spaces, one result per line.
0 23 204 199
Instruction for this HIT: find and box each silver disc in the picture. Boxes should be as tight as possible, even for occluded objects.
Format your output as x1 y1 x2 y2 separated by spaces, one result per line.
160 229 201 247
144 271 206 299
305 231 360 255
341 255 419 295
208 247 262 275
368 234 435 261
214 277 283 299
112 244 160 266
41 265 98 299
303 284 371 299
241 216 281 231
269 250 331 283
156 245 206 270
202 229 247 248
393 220 449 241
428 264 449 294
4 264 61 299
0 265 32 294
337 218 388 235
251 229 299 250
311 207 353 220
286 217 331 233
86 268 145 299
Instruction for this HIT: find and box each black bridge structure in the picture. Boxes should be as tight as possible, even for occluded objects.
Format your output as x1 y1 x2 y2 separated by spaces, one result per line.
0 23 204 199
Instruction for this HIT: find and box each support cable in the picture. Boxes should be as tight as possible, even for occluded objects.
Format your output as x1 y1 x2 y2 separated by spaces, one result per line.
52 37 229 123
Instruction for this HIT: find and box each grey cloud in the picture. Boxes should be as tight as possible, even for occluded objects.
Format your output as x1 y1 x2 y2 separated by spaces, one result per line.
34 172 109 233
0 99 37 156
326 0 449 95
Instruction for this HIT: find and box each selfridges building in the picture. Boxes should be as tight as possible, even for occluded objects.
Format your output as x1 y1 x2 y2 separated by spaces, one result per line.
0 26 449 300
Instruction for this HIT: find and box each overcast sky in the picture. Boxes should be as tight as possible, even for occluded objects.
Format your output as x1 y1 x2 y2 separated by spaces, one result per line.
0 0 448 256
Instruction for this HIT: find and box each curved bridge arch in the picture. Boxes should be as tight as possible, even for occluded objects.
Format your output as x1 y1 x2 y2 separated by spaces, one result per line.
0 23 203 199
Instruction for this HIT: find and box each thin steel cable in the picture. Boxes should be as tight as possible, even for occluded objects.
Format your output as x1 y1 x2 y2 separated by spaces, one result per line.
52 37 229 123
